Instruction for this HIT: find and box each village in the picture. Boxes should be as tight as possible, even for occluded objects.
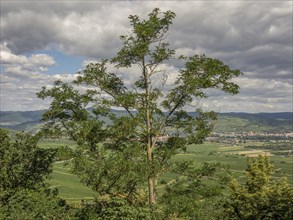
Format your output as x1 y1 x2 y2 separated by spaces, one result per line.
208 131 293 143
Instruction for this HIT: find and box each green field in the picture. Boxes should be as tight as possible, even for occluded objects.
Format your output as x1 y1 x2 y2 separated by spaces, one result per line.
38 139 77 149
50 162 97 201
40 141 292 202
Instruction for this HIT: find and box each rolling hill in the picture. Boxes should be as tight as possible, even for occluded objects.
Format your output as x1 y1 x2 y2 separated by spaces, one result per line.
214 112 292 133
0 110 292 133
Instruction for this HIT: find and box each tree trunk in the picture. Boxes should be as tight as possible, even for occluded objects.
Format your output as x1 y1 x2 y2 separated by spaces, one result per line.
147 148 156 205
148 176 156 204
144 55 157 205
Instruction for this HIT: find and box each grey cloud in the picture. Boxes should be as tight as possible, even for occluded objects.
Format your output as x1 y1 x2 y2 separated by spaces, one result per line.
0 43 56 79
169 2 292 51
1 10 60 54
2 1 292 60
1 1 121 17
1 1 137 57
167 1 292 81
0 1 292 112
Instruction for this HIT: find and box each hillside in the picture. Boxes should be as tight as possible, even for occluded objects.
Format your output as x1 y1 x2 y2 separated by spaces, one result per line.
214 112 292 133
0 110 45 132
0 110 292 133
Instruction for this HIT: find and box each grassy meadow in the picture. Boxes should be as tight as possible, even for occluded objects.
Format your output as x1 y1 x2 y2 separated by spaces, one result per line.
39 140 293 202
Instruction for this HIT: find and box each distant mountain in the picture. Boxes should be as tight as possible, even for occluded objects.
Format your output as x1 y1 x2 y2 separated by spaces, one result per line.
0 109 292 133
0 110 45 132
214 112 292 133
221 112 292 121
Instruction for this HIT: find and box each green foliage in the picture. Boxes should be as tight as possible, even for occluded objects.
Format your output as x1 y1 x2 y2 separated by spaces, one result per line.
0 129 71 219
74 196 152 220
71 144 149 202
55 145 74 161
222 155 293 220
0 129 55 191
112 8 176 68
37 8 242 210
245 155 273 192
159 161 230 219
0 188 70 220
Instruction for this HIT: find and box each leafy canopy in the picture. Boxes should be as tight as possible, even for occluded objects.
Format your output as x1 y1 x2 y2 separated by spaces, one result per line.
223 155 293 220
0 129 55 191
37 7 242 209
0 129 70 219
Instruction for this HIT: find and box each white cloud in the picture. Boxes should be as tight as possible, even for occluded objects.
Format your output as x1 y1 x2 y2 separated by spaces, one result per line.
0 1 292 112
0 43 76 111
0 43 56 78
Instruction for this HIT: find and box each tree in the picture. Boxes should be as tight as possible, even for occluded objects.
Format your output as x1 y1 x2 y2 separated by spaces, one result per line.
37 8 242 207
0 129 54 192
222 155 293 220
159 161 231 219
0 129 70 219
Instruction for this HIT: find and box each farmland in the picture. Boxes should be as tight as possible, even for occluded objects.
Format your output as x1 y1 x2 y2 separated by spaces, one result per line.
39 140 293 202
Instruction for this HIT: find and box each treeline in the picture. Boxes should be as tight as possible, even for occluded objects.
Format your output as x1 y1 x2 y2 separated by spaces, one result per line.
273 151 293 156
245 143 293 151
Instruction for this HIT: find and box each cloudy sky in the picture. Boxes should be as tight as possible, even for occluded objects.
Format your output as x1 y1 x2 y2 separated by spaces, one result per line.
0 0 292 113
